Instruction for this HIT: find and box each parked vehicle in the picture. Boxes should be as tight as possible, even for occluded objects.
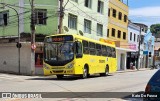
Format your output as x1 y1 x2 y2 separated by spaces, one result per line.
144 69 160 101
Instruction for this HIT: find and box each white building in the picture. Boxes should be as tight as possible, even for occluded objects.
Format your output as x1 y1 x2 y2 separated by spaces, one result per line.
63 0 109 40
126 21 140 69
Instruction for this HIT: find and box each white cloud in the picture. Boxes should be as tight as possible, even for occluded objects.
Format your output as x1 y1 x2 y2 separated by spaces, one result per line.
129 6 160 17
129 6 160 26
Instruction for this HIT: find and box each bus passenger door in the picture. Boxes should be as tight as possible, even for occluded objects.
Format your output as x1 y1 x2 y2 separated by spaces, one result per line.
75 41 84 74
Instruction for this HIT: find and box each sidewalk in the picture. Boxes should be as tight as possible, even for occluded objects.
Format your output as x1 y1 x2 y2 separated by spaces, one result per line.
116 68 151 73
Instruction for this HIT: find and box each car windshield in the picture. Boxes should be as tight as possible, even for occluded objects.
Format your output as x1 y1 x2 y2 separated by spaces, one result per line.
44 42 74 62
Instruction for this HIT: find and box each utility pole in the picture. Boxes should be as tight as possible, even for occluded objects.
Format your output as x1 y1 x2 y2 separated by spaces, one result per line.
30 0 35 75
59 0 64 34
138 25 142 70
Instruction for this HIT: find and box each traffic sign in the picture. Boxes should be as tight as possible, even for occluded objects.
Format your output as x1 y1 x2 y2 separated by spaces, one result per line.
31 44 36 50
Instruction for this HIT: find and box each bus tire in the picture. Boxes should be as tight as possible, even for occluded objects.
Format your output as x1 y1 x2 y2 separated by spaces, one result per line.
100 65 109 76
81 67 88 79
56 75 64 79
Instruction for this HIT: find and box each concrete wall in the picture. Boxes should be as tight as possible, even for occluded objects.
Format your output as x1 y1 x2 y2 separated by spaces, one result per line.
0 43 37 75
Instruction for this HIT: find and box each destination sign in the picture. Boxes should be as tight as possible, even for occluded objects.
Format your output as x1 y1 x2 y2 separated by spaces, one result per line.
45 35 73 42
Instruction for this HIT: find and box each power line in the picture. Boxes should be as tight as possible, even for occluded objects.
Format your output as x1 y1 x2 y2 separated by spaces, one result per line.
0 3 31 10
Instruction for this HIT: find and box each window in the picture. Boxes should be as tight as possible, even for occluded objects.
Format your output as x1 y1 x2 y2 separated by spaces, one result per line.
82 40 89 54
0 10 9 26
106 46 112 57
76 41 83 56
107 29 109 37
117 30 121 38
97 0 104 14
118 12 122 20
112 9 116 18
68 14 77 29
71 0 78 3
130 32 132 41
123 32 126 39
108 8 110 17
124 14 127 22
111 48 116 58
137 35 139 42
89 42 96 55
85 0 92 8
96 44 101 56
134 34 136 42
35 9 47 25
97 23 103 36
102 45 107 56
84 19 91 34
111 28 115 37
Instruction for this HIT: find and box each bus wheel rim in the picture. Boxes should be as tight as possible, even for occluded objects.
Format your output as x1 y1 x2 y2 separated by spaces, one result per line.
83 68 87 78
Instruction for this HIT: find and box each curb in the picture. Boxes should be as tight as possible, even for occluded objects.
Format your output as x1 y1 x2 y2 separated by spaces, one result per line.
116 68 151 73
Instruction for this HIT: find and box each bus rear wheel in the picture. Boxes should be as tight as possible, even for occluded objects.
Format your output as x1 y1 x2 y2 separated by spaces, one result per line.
100 66 109 76
56 75 64 79
80 67 88 79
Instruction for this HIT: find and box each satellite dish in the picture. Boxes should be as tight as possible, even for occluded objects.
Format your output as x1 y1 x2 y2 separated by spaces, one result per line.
63 26 69 32
79 30 83 36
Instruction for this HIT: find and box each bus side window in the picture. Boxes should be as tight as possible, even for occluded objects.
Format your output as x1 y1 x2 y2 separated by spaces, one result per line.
96 44 101 56
75 41 83 58
112 48 116 58
82 40 89 54
107 46 112 57
106 46 109 57
102 45 107 56
89 42 96 55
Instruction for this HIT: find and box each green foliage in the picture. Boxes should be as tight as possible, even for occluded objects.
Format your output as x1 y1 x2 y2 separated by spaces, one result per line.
150 24 160 34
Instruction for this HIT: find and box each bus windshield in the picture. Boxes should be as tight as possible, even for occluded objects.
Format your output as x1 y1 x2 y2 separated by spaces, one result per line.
44 42 74 63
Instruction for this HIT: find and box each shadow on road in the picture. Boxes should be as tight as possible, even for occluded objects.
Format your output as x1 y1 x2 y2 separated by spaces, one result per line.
26 74 113 81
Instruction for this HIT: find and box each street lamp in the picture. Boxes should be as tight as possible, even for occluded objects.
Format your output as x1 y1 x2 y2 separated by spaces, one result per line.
0 3 21 74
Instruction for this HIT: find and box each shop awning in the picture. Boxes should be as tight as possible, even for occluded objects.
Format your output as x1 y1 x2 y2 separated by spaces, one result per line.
116 47 137 52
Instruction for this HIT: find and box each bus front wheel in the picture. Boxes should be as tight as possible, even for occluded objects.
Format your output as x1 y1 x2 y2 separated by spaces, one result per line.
80 67 88 79
56 75 64 79
100 66 109 76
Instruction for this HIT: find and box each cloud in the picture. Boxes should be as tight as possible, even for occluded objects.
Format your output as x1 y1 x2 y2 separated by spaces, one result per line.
129 6 160 26
129 6 160 17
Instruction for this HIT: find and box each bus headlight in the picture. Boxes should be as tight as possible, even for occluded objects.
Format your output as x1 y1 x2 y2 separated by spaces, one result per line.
43 64 50 70
67 63 74 69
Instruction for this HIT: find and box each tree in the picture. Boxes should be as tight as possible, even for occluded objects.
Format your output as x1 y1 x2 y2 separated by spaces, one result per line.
150 24 160 41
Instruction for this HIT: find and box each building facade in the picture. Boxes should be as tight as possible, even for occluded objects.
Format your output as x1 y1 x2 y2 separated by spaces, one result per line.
126 21 140 69
63 0 108 40
107 0 129 70
143 31 155 68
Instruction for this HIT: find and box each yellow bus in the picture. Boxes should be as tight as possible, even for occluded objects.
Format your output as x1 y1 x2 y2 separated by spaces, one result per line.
43 34 117 79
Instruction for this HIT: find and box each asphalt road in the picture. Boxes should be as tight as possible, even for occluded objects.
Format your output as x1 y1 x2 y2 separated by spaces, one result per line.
0 69 158 101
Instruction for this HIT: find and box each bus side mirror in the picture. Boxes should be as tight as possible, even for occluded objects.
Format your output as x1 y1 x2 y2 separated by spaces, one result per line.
75 41 83 58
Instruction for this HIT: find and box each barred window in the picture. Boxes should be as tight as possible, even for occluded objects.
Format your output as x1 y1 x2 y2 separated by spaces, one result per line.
0 10 9 26
97 23 103 36
68 14 77 29
84 19 91 34
35 9 47 25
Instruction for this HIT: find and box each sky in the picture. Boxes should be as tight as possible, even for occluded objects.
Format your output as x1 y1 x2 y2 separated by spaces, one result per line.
127 0 160 27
